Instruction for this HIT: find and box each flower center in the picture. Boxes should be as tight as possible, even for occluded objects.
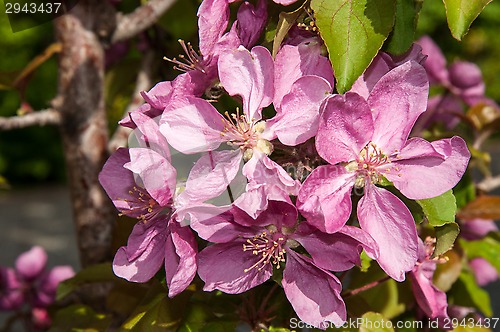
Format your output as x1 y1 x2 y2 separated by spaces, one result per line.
346 142 391 187
164 39 207 74
242 231 286 273
120 186 164 222
220 109 273 161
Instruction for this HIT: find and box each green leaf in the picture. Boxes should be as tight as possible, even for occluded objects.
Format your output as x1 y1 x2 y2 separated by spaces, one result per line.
311 0 396 93
48 304 112 332
442 0 492 40
449 270 492 317
360 312 395 332
417 190 456 227
56 263 117 301
460 233 500 274
272 4 307 57
121 281 193 331
385 0 423 54
360 250 372 272
433 223 460 257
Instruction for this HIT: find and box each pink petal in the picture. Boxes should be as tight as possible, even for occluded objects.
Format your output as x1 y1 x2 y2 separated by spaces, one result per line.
198 241 272 294
274 0 298 4
243 152 300 196
113 220 167 282
140 81 174 110
16 246 47 281
268 75 331 146
274 39 334 108
368 61 429 154
164 222 197 297
358 185 418 281
129 112 171 161
386 136 470 200
410 260 449 319
233 199 298 228
197 0 230 57
417 36 449 85
0 267 24 310
36 266 75 306
293 224 377 271
180 150 242 203
236 0 267 49
469 258 498 286
126 148 176 207
350 54 391 99
448 61 484 92
218 46 274 120
297 165 356 234
282 251 346 329
316 92 374 165
159 97 225 154
460 218 498 241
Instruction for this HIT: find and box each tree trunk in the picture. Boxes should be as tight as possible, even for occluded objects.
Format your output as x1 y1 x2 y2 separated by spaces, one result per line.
54 1 117 267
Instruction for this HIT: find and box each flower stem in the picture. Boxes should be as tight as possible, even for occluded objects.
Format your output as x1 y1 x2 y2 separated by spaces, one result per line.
342 276 391 298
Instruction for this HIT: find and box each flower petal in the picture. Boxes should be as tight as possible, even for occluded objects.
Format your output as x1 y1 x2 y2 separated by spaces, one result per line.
159 97 225 154
274 39 334 108
198 0 230 57
164 222 197 297
368 61 429 154
126 148 176 206
0 268 23 310
267 75 331 146
16 246 47 281
218 46 274 120
417 36 449 85
36 266 75 306
358 185 418 281
113 220 167 282
469 258 498 286
180 149 242 203
236 0 267 49
282 251 346 329
297 165 355 234
198 241 272 294
386 136 470 200
410 260 449 319
316 92 374 165
129 112 171 161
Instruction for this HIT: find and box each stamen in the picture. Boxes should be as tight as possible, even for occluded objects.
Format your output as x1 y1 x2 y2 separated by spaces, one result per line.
242 232 286 273
164 39 207 73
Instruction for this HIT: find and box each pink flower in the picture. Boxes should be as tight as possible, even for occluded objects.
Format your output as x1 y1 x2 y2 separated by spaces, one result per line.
192 201 378 329
0 246 75 311
409 238 449 320
159 45 301 215
298 61 470 281
99 114 197 296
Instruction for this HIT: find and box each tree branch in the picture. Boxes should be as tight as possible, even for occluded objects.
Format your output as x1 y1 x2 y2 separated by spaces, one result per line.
108 50 156 152
477 175 500 193
112 0 177 43
0 110 60 131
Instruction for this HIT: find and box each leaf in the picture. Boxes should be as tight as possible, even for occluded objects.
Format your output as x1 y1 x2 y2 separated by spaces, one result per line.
359 312 395 332
48 304 112 332
458 195 500 220
433 249 462 292
385 0 423 54
433 223 460 258
56 263 117 301
311 0 396 93
449 270 492 317
272 3 308 57
459 233 500 275
121 281 193 331
417 190 457 227
442 0 492 40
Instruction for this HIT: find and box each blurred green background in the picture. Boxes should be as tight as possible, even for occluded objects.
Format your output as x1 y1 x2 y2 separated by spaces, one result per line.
0 0 499 186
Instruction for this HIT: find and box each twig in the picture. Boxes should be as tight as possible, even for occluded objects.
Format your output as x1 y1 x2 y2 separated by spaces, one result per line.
477 175 500 192
0 109 60 131
112 0 178 43
108 50 156 152
341 276 391 298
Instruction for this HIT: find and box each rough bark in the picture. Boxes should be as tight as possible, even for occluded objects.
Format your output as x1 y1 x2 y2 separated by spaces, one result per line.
54 0 117 267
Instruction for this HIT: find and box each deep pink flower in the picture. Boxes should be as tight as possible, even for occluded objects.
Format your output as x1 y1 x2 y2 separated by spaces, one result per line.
0 247 75 311
409 238 449 320
192 201 378 329
121 0 267 128
298 61 470 281
159 46 301 216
